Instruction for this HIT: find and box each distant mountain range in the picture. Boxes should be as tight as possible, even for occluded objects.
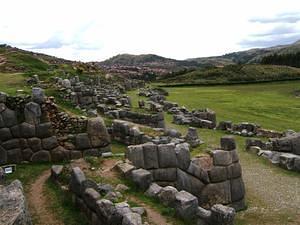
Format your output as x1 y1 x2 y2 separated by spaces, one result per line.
100 40 300 68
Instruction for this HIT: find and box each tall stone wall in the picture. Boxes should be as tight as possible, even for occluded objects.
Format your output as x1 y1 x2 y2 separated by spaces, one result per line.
126 136 246 211
0 90 111 165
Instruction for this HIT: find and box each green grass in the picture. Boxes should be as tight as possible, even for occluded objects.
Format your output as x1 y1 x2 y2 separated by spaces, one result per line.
162 81 300 131
5 163 50 189
45 179 89 225
0 72 31 95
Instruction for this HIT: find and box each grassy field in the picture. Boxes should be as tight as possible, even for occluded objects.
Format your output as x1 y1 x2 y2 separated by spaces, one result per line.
0 72 30 95
162 81 300 131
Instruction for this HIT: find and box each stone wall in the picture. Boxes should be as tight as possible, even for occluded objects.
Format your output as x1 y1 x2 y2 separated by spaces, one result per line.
0 180 32 225
246 134 300 172
0 90 111 165
69 167 144 225
106 110 165 128
125 136 246 211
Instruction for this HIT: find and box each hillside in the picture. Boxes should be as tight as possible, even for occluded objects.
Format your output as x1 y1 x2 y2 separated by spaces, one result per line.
0 44 101 74
159 64 300 85
189 39 300 66
99 53 200 68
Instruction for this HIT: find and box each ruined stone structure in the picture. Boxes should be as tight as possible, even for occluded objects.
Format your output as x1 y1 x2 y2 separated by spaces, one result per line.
246 133 300 172
106 110 165 128
218 121 283 138
69 167 144 225
124 136 246 211
0 180 32 225
0 90 111 164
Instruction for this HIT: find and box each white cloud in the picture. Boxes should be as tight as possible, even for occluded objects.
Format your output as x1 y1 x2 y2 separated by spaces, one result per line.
0 0 300 61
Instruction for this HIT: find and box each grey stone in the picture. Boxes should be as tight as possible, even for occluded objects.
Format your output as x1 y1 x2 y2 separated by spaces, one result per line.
36 122 53 138
131 207 145 216
227 163 242 179
69 167 86 196
31 150 51 162
116 162 135 178
24 102 41 125
131 169 153 190
87 117 110 148
174 190 198 219
81 179 98 195
230 178 245 202
42 136 58 150
0 180 32 225
158 143 178 168
177 169 205 196
2 108 17 127
187 161 210 184
27 137 41 152
10 125 21 138
20 122 35 138
2 139 20 150
95 199 117 225
221 136 236 151
122 213 142 225
51 146 69 162
151 168 177 181
199 181 231 206
143 143 159 169
175 143 191 170
70 150 82 159
145 183 162 197
211 204 235 225
279 153 296 170
32 87 45 104
75 133 91 150
98 183 114 195
157 186 178 206
294 158 300 172
185 127 202 147
115 184 130 192
212 150 232 166
83 188 101 210
208 166 228 183
127 145 145 168
0 146 7 165
0 128 12 141
51 165 64 181
22 148 33 161
7 148 22 163
230 150 239 163
0 92 7 103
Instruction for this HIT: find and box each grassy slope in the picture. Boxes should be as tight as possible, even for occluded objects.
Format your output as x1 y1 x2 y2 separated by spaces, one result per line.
160 64 300 85
0 72 31 95
162 81 300 131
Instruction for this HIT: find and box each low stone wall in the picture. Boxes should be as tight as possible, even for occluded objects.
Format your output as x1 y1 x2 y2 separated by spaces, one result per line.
0 180 32 225
246 134 300 172
106 110 165 128
0 90 111 164
143 182 236 225
125 136 246 211
69 167 144 225
218 121 283 138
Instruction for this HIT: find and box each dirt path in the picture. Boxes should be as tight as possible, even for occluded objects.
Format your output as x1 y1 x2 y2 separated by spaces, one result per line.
27 170 64 225
238 152 300 224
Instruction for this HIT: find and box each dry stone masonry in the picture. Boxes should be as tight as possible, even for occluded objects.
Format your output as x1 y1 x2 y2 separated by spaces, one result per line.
122 135 246 211
246 132 300 172
68 166 145 225
0 89 111 164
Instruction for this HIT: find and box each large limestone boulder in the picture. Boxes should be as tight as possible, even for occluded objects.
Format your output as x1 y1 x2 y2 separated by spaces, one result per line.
87 117 110 148
0 180 32 225
174 190 198 219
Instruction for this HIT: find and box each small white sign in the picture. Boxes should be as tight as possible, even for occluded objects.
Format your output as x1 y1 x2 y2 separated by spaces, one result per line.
4 167 13 174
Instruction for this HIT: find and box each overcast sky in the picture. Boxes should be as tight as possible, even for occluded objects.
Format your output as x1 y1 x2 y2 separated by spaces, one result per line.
1 0 300 62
